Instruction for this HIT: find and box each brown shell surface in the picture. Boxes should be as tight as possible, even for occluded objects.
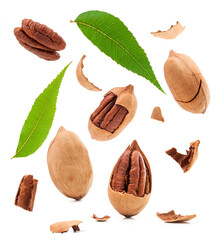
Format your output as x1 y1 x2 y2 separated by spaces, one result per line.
151 21 185 39
50 220 82 233
88 85 137 141
92 214 110 222
76 55 102 91
47 127 93 200
164 50 210 113
166 140 200 173
157 210 196 223
108 140 152 217
151 106 164 122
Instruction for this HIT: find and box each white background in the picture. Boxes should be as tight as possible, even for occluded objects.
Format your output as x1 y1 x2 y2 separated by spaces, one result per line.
1 0 215 239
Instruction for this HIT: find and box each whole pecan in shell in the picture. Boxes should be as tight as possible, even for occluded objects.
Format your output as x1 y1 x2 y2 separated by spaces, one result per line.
108 140 152 217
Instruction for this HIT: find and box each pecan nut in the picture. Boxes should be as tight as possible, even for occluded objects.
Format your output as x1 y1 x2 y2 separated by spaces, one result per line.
108 140 152 217
14 19 66 61
88 85 137 141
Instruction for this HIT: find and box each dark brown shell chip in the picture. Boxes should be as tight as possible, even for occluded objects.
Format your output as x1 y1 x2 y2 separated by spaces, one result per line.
166 140 200 172
15 175 38 211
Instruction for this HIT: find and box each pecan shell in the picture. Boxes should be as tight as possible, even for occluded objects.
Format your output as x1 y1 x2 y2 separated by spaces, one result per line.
166 140 200 172
15 175 38 211
88 85 137 141
108 140 152 217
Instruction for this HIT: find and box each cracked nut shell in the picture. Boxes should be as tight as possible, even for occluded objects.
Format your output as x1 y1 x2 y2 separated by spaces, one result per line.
108 140 152 217
47 127 93 200
164 50 210 113
88 85 137 141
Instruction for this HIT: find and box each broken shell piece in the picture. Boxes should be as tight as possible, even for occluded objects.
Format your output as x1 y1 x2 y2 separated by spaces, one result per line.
166 140 200 173
157 210 196 223
151 106 164 122
76 55 102 91
151 21 185 39
92 214 110 222
15 175 38 212
50 220 82 233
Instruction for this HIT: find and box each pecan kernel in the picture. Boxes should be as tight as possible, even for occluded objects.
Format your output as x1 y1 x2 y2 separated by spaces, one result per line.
14 19 66 61
89 85 137 141
91 92 128 133
111 149 147 197
22 19 66 51
108 140 152 217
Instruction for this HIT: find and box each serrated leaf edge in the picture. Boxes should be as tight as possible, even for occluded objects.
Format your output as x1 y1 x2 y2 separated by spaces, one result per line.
71 16 164 93
12 62 71 159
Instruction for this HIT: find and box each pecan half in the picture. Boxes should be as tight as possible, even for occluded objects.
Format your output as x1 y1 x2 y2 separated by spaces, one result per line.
15 175 38 211
16 37 60 61
91 92 128 133
22 19 66 51
166 140 200 172
14 27 53 51
14 19 66 60
111 146 148 197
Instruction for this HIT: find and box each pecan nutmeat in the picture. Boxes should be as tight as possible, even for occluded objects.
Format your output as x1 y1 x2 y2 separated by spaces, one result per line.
22 19 66 51
111 146 149 197
14 19 66 61
90 92 128 133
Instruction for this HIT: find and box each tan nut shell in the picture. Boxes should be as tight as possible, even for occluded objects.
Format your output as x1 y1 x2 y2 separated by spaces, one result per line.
47 127 93 200
151 21 185 39
76 55 102 91
108 140 152 217
164 50 210 113
88 85 137 141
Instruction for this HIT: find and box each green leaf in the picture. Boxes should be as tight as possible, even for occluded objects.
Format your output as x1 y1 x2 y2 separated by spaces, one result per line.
71 10 164 93
12 63 71 158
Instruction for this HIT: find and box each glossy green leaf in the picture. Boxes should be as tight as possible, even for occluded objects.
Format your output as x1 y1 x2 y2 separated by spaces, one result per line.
12 63 71 158
72 10 164 93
